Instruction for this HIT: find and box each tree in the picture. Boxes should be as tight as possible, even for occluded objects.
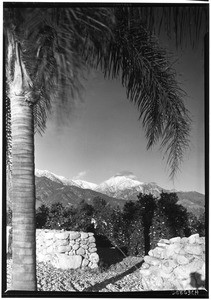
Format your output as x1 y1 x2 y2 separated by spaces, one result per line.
36 205 49 229
159 192 190 237
137 193 157 254
4 4 207 291
45 203 66 230
64 200 94 232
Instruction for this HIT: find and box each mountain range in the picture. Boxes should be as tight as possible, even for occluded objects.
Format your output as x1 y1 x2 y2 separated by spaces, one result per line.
35 169 205 218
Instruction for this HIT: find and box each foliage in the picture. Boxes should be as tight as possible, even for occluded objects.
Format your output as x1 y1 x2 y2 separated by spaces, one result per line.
4 6 195 178
64 200 94 232
33 192 205 257
36 200 94 232
36 205 49 229
45 203 66 230
149 205 173 249
92 197 127 249
158 192 191 237
187 211 205 236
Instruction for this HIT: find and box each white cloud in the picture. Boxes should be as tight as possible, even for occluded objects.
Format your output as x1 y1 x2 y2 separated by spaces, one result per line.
73 171 87 180
115 170 138 180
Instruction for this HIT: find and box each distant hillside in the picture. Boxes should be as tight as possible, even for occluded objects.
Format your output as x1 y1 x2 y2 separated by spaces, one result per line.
7 169 205 219
176 191 205 217
35 176 128 210
35 173 205 218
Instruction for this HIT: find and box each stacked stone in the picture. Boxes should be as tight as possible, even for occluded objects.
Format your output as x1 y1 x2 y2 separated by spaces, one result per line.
140 234 205 290
36 229 99 270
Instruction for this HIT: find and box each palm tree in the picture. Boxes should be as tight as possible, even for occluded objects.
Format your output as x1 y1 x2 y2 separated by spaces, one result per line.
4 4 207 291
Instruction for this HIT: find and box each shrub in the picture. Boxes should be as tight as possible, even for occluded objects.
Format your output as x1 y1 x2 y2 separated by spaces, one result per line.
36 204 49 228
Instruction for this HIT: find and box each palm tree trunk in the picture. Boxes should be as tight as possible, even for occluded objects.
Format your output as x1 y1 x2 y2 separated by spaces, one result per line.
11 95 37 290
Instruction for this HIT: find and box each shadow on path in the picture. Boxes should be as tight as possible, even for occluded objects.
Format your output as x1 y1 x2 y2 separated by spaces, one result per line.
97 247 126 268
83 260 144 292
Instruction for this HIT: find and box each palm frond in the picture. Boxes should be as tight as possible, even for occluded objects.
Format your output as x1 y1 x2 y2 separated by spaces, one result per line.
95 7 191 178
5 5 204 178
136 6 208 48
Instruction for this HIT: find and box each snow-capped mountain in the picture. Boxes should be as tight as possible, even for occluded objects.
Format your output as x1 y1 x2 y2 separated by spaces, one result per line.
72 179 98 191
35 169 78 187
96 175 144 199
32 169 205 217
35 169 163 198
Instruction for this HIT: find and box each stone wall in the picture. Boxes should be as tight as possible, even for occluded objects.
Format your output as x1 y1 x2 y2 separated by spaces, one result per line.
139 234 205 290
36 229 99 269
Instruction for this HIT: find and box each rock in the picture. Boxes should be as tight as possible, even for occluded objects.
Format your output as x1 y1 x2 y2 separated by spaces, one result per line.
188 234 200 244
55 239 69 246
76 248 85 256
80 239 88 245
51 254 82 269
141 276 151 290
89 242 96 248
46 245 54 254
198 263 205 280
89 253 99 263
142 274 163 290
184 244 203 255
144 256 161 266
90 263 98 269
57 245 71 253
170 237 181 243
140 269 151 276
157 242 168 248
81 244 88 250
173 265 190 279
45 232 55 239
181 237 189 243
166 244 181 258
46 239 53 246
148 248 163 258
198 237 205 244
89 247 97 253
55 232 69 240
69 240 75 246
81 258 89 267
148 250 154 256
149 274 164 290
178 248 186 255
72 243 80 251
188 258 204 273
173 243 183 254
88 236 95 243
160 269 174 279
69 232 81 240
69 250 75 256
80 232 89 239
141 262 150 269
159 238 170 244
37 253 45 262
177 255 189 265
161 260 175 273
37 252 53 262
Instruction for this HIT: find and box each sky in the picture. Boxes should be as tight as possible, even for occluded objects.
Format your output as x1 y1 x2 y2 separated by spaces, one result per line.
35 13 205 194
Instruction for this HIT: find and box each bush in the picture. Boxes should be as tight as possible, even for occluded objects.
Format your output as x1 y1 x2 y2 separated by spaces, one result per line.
36 205 49 228
33 193 205 258
45 203 66 230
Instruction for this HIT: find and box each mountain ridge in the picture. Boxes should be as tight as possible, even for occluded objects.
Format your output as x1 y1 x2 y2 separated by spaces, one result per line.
34 169 205 217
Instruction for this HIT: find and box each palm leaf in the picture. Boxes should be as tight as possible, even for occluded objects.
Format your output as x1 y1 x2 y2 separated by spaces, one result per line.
93 7 191 178
5 5 207 177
